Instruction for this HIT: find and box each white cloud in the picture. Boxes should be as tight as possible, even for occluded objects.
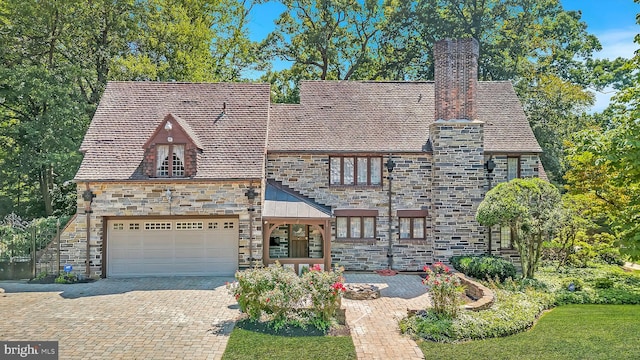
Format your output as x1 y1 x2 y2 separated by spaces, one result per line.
593 28 637 60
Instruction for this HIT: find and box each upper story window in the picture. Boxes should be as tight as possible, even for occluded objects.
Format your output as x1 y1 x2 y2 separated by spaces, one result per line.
507 157 520 181
330 156 382 186
156 144 185 177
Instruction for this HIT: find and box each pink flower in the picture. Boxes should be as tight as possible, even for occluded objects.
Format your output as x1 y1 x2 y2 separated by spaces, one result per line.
332 282 346 292
311 264 322 271
423 265 429 272
266 298 270 303
434 280 440 286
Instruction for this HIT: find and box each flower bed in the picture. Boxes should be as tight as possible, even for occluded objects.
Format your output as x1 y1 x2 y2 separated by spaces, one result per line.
227 263 346 331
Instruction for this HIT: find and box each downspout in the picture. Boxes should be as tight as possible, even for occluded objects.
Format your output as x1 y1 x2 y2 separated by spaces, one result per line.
386 154 396 269
388 174 393 269
84 182 92 277
248 206 254 268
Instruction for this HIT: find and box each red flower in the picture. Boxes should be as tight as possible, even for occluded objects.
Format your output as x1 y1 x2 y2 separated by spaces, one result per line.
311 264 322 271
423 265 429 272
434 280 440 286
266 298 270 303
235 294 240 300
332 282 346 292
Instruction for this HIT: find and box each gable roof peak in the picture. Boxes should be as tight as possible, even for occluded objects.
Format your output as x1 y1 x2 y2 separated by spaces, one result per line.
143 113 203 150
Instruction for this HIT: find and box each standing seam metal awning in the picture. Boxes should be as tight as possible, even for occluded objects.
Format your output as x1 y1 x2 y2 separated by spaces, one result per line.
262 181 332 219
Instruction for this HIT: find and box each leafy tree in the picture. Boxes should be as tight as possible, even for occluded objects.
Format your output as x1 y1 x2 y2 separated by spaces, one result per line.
261 0 385 102
564 1 640 259
111 0 262 81
477 178 562 278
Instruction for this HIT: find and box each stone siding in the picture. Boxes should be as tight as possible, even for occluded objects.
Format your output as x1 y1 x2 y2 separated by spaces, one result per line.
59 181 261 277
430 121 486 262
267 154 433 271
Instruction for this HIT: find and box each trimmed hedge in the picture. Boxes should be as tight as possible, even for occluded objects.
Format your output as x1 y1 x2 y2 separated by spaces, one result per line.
450 255 517 281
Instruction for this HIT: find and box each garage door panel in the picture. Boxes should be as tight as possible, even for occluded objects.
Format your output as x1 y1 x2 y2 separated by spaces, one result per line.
108 218 238 277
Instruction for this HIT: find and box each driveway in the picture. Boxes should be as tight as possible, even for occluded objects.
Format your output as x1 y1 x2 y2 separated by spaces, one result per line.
0 277 238 360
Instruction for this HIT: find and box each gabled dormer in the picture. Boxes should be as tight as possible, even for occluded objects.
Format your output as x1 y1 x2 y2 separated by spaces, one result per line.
142 113 203 178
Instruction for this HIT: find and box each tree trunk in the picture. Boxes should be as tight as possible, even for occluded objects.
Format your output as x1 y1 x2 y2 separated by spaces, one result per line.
39 165 54 216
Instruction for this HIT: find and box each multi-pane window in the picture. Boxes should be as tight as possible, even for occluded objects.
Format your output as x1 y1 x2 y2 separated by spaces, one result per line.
330 157 382 186
336 216 376 239
501 226 513 249
157 144 186 177
399 217 425 239
507 157 520 181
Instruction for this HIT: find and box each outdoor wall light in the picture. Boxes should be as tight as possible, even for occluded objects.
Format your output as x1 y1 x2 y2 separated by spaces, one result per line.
245 186 257 202
82 189 95 203
385 155 396 173
485 157 496 173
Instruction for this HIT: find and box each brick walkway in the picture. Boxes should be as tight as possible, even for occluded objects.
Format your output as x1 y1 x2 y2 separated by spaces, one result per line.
0 277 238 360
343 274 430 360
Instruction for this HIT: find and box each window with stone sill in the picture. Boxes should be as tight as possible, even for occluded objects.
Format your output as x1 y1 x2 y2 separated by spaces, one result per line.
156 144 186 177
507 157 520 181
330 156 382 186
399 217 425 240
336 216 376 239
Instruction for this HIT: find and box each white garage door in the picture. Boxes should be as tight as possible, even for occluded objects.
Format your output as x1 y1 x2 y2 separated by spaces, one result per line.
107 218 238 277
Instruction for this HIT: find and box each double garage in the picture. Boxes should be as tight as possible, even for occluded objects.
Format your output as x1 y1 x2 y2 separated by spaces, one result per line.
105 218 239 277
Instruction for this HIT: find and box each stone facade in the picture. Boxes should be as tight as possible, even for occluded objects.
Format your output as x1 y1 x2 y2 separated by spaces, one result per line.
59 181 262 277
267 153 433 271
430 121 486 262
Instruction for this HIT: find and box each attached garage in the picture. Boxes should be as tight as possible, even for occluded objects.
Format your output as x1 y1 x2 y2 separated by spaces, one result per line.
106 218 238 277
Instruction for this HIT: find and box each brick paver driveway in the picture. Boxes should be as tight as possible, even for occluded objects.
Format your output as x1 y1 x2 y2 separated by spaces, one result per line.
0 277 238 359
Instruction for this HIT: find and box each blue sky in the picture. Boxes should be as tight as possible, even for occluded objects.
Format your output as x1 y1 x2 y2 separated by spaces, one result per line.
247 1 639 111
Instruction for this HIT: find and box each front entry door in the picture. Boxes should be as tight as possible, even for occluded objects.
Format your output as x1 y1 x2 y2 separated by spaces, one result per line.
289 224 309 258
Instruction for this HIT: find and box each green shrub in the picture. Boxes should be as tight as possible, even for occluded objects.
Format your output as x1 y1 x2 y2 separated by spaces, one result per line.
450 255 517 282
227 263 345 331
399 310 454 343
561 277 584 291
54 273 77 284
594 277 614 289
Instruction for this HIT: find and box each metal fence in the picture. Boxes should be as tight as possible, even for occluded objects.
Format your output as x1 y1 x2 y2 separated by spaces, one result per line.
0 213 66 280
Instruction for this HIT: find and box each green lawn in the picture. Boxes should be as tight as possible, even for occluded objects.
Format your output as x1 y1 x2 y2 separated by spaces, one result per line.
222 320 357 360
419 305 640 360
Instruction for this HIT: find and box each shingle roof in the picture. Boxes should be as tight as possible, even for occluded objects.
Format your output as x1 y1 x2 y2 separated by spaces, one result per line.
267 81 542 153
75 82 270 181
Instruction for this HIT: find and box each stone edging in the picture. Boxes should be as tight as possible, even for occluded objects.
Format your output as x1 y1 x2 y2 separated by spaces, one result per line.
454 273 495 311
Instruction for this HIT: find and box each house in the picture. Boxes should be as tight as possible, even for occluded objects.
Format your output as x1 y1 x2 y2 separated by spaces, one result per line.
58 38 543 278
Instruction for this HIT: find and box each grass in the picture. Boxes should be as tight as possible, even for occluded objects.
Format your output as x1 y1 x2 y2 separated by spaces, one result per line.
419 305 640 360
222 320 357 360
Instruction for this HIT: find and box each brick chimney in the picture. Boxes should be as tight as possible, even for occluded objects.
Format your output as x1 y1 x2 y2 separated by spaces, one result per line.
434 38 479 121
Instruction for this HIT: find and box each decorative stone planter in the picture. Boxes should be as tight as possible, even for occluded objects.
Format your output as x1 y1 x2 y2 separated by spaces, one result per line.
343 284 381 300
454 273 495 311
